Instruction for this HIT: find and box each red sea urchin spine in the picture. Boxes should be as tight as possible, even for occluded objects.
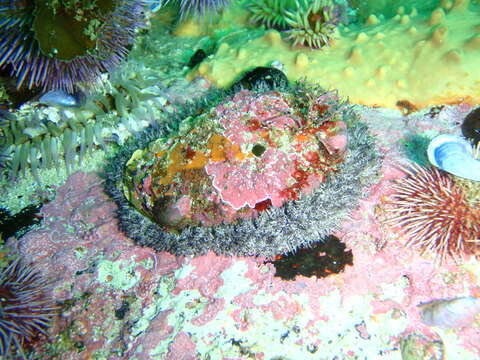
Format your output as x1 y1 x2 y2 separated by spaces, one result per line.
385 163 480 264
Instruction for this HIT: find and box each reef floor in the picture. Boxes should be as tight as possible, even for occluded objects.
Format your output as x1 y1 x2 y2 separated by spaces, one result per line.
2 11 480 359
9 99 480 359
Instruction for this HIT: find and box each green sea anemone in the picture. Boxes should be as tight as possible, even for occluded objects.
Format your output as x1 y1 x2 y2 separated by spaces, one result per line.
247 0 294 29
284 0 342 49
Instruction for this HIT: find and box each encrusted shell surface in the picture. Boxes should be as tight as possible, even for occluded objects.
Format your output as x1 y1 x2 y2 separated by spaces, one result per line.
427 134 480 181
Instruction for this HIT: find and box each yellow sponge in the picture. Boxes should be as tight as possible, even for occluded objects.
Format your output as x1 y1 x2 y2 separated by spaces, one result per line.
187 1 480 109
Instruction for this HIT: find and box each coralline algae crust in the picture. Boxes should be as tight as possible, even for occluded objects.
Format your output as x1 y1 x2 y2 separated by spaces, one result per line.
97 258 142 290
131 258 410 359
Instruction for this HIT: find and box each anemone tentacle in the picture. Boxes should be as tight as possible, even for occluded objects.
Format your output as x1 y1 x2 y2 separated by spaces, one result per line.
284 0 342 49
148 0 230 17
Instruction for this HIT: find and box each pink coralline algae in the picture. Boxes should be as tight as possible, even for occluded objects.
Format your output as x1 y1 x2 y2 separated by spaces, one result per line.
206 146 296 210
123 87 348 231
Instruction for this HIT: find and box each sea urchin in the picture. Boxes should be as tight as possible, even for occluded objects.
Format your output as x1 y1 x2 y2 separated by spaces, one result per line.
385 164 480 263
0 259 56 359
0 0 145 92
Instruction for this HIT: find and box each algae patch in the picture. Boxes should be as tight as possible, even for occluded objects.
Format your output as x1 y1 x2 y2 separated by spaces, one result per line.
97 259 141 290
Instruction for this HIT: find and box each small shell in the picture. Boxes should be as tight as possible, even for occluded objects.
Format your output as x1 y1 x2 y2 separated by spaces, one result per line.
419 296 480 329
270 60 286 73
38 90 84 108
427 134 480 181
148 0 163 12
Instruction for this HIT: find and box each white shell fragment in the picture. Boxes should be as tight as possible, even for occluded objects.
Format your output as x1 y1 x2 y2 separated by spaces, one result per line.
419 296 480 329
270 60 286 73
39 90 84 108
427 134 480 181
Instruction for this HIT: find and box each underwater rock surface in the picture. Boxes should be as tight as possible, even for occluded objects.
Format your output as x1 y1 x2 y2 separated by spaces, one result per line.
5 4 480 358
12 104 480 360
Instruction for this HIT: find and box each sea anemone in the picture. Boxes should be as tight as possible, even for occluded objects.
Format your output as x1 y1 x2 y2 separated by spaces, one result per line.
247 0 293 29
0 259 56 358
0 0 145 92
284 0 342 49
150 0 230 17
385 164 480 263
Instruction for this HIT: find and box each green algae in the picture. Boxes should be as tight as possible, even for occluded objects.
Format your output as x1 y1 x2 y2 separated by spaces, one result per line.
454 177 480 208
401 134 432 167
